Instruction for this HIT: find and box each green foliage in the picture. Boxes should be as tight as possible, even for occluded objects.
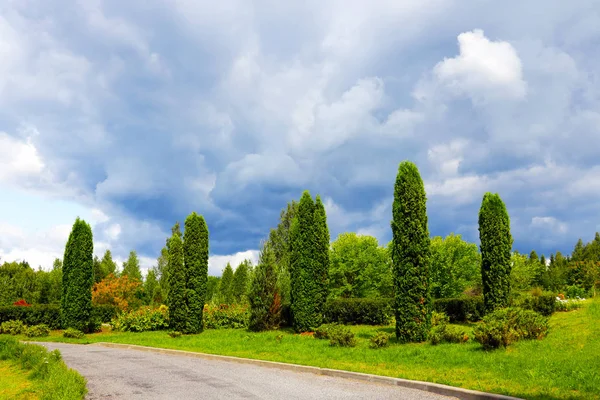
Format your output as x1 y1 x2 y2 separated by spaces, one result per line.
324 298 393 325
473 307 549 350
156 246 170 303
478 193 513 313
24 324 51 338
219 263 235 304
63 328 85 339
566 285 588 299
314 323 339 339
430 233 481 298
99 250 117 279
391 161 431 342
121 250 142 282
433 296 485 322
167 232 188 332
248 243 281 332
168 331 182 338
232 260 251 304
313 196 330 319
429 324 468 345
91 304 119 323
328 326 357 347
0 336 87 400
143 269 160 306
206 276 220 304
203 304 249 329
111 306 169 332
290 190 321 332
512 292 557 316
61 218 94 332
0 304 62 329
430 311 449 327
555 299 585 312
369 331 391 348
183 212 209 334
0 320 26 335
328 232 392 299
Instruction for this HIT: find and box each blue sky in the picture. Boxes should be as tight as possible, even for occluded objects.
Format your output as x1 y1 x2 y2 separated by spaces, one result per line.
1 0 599 275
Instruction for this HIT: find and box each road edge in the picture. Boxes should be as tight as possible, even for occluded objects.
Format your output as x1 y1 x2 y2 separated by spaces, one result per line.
91 341 522 400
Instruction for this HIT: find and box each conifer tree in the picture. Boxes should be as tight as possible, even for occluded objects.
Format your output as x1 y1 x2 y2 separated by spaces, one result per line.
232 260 250 304
99 250 117 277
121 250 142 281
478 192 513 312
313 195 330 318
144 269 159 305
391 161 431 342
183 212 209 333
168 232 187 332
219 263 234 304
248 242 281 331
61 218 94 332
289 190 319 332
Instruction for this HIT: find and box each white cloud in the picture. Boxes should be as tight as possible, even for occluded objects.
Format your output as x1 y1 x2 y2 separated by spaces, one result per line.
208 250 259 276
0 133 44 182
531 216 568 234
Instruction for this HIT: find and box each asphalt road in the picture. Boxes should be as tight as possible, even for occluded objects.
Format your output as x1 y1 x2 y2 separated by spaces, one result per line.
37 342 457 400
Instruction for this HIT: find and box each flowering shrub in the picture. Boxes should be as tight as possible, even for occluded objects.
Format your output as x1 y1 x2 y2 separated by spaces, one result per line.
92 274 142 311
111 305 169 332
13 299 31 307
203 304 249 329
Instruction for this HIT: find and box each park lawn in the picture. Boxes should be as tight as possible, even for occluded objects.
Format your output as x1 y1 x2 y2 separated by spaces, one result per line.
0 361 39 400
11 300 600 400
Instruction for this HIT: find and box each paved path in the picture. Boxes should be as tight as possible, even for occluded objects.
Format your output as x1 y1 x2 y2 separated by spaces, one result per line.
37 342 457 400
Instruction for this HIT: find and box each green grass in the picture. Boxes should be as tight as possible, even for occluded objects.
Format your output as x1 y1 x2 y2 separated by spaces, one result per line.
6 301 600 400
0 337 87 400
0 361 39 399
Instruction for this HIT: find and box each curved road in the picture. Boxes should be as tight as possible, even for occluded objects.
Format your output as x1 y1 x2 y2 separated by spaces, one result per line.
38 342 456 400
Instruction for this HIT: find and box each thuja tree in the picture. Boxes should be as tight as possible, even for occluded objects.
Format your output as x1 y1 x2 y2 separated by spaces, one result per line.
478 192 513 312
168 232 188 332
289 190 320 332
313 195 330 317
61 218 94 332
219 263 234 304
391 161 431 343
248 242 281 331
232 260 250 304
183 212 209 333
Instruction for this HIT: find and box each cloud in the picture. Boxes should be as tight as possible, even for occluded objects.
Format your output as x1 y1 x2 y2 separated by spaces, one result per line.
208 250 260 276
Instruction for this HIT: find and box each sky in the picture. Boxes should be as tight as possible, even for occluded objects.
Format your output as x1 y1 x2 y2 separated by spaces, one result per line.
1 0 599 276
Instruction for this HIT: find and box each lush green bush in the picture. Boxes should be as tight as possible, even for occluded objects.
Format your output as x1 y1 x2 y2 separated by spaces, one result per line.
429 324 468 345
0 319 26 335
324 298 393 325
168 331 182 338
0 304 62 329
203 304 249 329
63 328 85 339
430 311 450 326
512 292 557 316
314 323 339 339
24 324 51 338
328 326 357 347
369 332 391 348
473 307 549 350
91 304 120 323
111 306 169 332
433 296 484 322
0 336 87 399
565 285 588 299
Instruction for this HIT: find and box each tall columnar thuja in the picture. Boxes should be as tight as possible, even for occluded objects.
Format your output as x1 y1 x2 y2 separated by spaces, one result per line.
248 241 281 332
478 192 513 312
289 190 320 332
313 195 330 318
183 212 209 333
391 161 431 343
168 232 188 332
61 217 94 332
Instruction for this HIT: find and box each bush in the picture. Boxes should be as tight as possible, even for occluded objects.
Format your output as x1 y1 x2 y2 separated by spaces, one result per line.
24 324 51 338
431 311 450 326
429 324 468 345
168 331 182 338
369 332 391 348
314 323 339 340
0 320 27 335
0 336 87 400
328 326 357 347
203 304 249 329
324 298 393 325
555 299 585 312
92 304 120 323
433 296 484 322
111 306 169 332
512 292 557 316
473 307 549 350
63 328 85 339
566 285 588 299
0 304 62 329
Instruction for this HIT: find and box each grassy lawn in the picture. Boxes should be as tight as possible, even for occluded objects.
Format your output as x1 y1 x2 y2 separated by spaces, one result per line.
0 361 39 400
9 300 600 400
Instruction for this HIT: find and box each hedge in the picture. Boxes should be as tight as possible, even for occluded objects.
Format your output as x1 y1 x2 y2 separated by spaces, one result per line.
433 296 485 322
0 304 119 329
323 298 393 325
511 292 557 316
